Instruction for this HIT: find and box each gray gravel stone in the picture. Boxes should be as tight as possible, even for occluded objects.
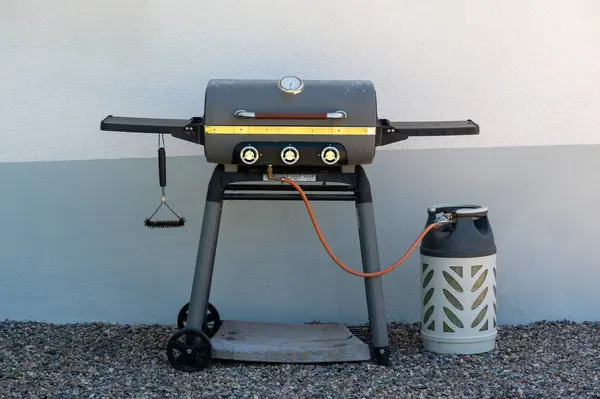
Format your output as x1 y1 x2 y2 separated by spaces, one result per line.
1 320 598 398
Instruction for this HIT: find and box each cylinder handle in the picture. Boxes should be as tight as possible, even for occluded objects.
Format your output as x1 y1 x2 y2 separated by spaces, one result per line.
427 204 488 218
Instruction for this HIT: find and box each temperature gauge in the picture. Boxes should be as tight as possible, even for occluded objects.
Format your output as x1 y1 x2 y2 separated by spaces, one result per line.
277 76 304 94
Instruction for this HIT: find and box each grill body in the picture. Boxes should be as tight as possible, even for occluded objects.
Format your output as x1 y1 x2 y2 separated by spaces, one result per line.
100 76 479 169
202 79 378 166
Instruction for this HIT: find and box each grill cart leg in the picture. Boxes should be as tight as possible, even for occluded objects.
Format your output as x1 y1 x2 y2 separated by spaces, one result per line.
187 172 225 331
166 165 225 372
355 166 391 366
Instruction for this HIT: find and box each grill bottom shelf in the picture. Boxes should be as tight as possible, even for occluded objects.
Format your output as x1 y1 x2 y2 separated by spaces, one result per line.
209 320 372 363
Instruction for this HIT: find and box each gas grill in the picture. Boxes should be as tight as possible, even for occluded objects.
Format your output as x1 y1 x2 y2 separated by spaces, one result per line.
100 76 479 372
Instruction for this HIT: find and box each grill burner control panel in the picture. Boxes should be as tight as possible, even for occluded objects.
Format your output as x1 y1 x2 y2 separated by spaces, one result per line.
234 141 346 167
100 77 479 169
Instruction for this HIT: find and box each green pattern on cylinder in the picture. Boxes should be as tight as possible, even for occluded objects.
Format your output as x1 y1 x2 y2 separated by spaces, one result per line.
423 288 434 306
442 271 463 293
472 287 489 310
449 266 463 278
471 305 488 328
422 259 497 339
443 322 455 333
443 289 463 311
423 270 434 288
427 320 435 331
479 320 489 331
443 307 464 329
423 305 434 324
472 269 488 292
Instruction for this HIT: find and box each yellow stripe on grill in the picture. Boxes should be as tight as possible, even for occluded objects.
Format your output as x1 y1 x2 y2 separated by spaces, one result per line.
205 126 376 135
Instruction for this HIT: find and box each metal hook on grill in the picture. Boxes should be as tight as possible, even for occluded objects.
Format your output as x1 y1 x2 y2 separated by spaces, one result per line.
144 134 186 228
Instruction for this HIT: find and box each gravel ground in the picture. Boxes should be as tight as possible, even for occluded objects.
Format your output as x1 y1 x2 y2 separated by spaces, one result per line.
1 320 599 398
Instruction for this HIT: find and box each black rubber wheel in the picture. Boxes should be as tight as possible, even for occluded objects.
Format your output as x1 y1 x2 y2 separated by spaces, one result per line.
166 327 212 372
177 302 221 337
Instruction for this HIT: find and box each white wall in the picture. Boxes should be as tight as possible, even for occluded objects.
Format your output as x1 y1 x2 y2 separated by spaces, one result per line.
1 1 600 327
1 0 600 163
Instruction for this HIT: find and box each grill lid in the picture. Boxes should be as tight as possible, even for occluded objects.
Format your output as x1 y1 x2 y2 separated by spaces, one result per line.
203 78 377 127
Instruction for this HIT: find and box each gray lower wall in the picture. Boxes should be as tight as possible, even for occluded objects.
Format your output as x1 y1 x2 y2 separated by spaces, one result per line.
1 145 599 326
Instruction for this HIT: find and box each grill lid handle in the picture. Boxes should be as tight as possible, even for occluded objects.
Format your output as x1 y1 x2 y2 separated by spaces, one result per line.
234 110 347 120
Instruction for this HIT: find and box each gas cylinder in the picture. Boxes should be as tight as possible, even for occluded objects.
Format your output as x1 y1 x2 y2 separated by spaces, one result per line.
419 205 497 354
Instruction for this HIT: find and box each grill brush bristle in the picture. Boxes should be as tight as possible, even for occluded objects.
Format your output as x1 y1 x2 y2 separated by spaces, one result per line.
144 217 186 228
144 135 185 229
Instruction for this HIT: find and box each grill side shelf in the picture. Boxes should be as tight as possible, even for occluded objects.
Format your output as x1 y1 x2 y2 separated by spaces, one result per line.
100 115 204 144
376 119 479 146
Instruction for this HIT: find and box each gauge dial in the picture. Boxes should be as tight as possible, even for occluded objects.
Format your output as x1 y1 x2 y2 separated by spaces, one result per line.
277 76 304 94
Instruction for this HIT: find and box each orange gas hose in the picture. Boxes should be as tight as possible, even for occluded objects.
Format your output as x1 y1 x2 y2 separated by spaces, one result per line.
270 172 443 278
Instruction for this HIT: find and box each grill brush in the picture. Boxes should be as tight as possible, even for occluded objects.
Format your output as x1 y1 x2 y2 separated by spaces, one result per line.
144 135 185 228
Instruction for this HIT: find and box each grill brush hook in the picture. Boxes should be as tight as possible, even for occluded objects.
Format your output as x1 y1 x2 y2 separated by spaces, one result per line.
144 135 186 228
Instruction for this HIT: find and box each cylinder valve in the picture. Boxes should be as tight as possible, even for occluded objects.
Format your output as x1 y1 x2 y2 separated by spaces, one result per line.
240 146 259 164
321 146 340 165
281 146 300 165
